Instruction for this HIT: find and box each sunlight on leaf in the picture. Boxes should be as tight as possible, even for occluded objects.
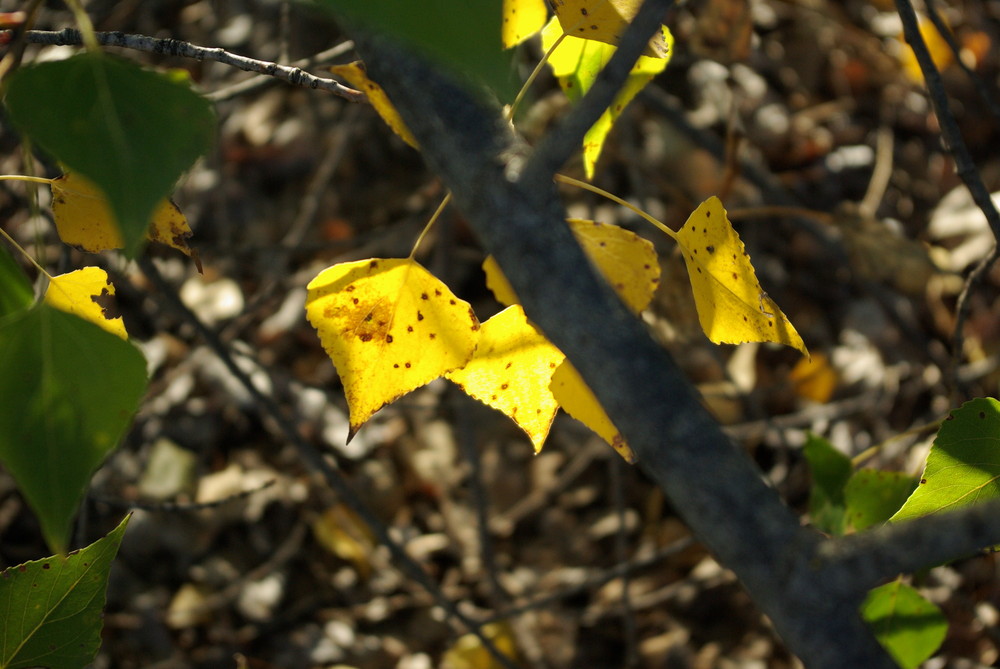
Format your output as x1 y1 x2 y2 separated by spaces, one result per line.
446 305 564 451
484 219 660 313
330 61 419 149
549 0 671 58
502 0 548 48
550 359 634 461
50 172 200 268
891 397 1000 525
677 197 807 356
542 18 671 178
0 515 130 669
861 580 947 669
0 305 146 552
305 258 480 436
44 267 127 340
844 470 916 532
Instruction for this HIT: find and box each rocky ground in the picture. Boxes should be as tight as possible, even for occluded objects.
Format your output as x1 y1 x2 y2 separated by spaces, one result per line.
2 0 1000 667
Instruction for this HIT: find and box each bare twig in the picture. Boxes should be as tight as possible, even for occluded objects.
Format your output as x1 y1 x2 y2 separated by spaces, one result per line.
208 41 356 102
923 0 1000 121
19 29 365 102
136 256 519 669
895 0 1000 387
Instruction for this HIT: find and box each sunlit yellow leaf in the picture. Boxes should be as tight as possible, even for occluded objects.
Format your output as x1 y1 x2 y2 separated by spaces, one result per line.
305 258 479 435
549 0 671 58
443 621 520 669
330 61 419 149
502 0 548 48
542 18 671 178
484 219 660 312
550 359 634 461
44 267 127 339
677 197 808 356
50 172 200 268
446 306 564 451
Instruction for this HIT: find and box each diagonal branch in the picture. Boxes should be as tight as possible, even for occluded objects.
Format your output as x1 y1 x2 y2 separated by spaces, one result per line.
353 17 897 669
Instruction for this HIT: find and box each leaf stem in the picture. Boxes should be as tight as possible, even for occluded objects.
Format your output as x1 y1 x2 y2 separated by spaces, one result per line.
408 192 452 260
850 419 940 468
554 173 678 240
60 0 100 52
507 31 566 121
0 226 52 280
0 174 54 185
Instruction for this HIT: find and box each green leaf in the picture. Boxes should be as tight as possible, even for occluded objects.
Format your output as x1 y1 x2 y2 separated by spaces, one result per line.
0 515 130 669
890 398 1000 525
314 0 515 102
844 470 917 532
803 433 852 535
860 580 947 669
0 244 33 318
4 53 215 256
0 304 147 553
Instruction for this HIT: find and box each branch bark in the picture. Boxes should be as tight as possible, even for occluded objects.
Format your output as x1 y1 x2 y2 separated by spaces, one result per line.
344 2 1000 665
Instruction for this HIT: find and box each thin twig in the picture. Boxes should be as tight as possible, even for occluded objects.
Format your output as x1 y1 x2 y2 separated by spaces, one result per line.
895 0 1000 390
208 41 357 102
610 455 639 668
923 0 1000 121
19 29 365 102
136 256 519 669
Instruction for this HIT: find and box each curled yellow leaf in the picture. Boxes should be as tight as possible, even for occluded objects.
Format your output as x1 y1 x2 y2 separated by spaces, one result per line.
484 219 660 313
330 61 419 149
677 197 808 357
446 305 564 452
550 359 634 462
305 258 479 436
50 172 200 269
44 266 127 339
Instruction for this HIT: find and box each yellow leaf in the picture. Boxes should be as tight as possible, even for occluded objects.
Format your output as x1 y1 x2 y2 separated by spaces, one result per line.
790 353 838 404
50 172 200 268
484 219 660 312
899 13 953 84
542 18 671 178
677 197 807 356
502 0 548 48
443 621 520 669
44 267 127 339
446 306 564 451
330 61 419 149
550 0 671 58
305 258 480 435
311 504 376 580
550 359 634 462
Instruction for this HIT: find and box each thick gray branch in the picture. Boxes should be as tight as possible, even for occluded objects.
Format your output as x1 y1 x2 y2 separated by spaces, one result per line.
352 21 896 669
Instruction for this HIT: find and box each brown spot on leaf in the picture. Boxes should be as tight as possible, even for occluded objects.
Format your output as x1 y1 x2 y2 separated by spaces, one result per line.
407 325 413 332
501 383 509 390
706 245 715 254
421 293 429 300
920 478 927 484
505 362 512 369
369 260 379 268
404 362 411 368
352 297 359 305
385 334 393 343
417 311 424 320
980 411 987 419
